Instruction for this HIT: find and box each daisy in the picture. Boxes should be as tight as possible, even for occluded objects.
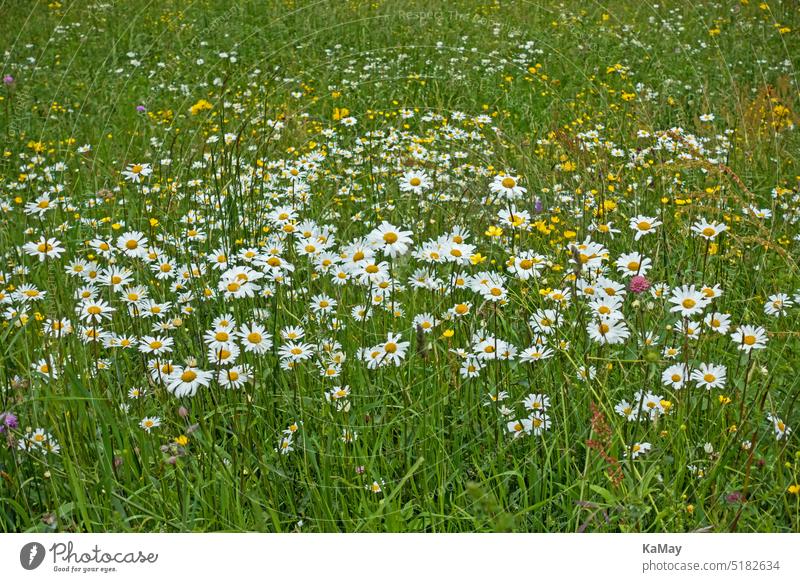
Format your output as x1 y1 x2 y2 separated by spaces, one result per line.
398 170 431 193
596 276 627 298
212 314 237 331
519 346 555 363
280 326 305 341
587 319 630 345
507 252 546 280
459 357 483 378
14 284 45 302
662 363 690 389
166 365 213 397
577 365 597 382
238 323 272 354
629 215 662 240
43 318 73 337
691 363 727 390
764 293 792 317
669 285 709 317
703 312 731 334
122 162 152 183
23 237 64 261
473 272 507 302
507 418 533 438
218 365 252 389
208 343 241 366
449 302 472 318
277 436 294 455
530 309 561 335
615 400 638 421
700 284 723 301
767 413 792 440
139 417 161 433
626 442 651 459
90 238 115 258
116 231 149 257
100 267 134 290
522 393 550 413
378 332 409 367
412 312 437 333
588 296 625 321
691 218 727 240
127 387 146 399
615 252 651 277
367 221 413 258
138 335 174 355
498 206 530 229
151 256 178 280
310 294 337 315
204 325 236 349
490 173 526 200
24 194 54 216
139 299 171 318
121 285 148 306
730 325 768 352
529 412 551 435
325 385 351 404
278 341 315 362
31 358 58 380
78 299 115 323
570 239 608 270
366 480 385 494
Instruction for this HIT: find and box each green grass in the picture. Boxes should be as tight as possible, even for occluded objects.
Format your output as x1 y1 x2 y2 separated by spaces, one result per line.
1 0 799 532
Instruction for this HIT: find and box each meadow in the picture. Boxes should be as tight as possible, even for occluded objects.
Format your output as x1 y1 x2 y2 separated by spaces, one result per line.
0 0 799 532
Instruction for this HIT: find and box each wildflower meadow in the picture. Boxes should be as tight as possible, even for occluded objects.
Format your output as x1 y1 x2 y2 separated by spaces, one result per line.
1 0 799 533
